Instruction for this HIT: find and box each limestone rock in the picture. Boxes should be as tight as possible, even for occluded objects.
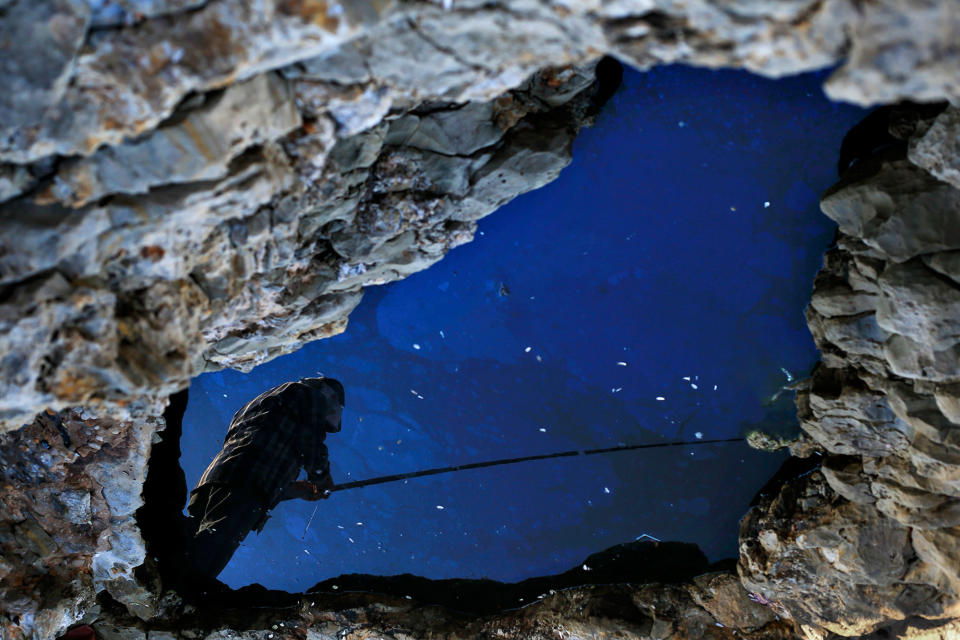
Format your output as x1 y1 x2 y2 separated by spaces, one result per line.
910 106 960 190
739 468 956 637
820 158 960 263
44 73 302 207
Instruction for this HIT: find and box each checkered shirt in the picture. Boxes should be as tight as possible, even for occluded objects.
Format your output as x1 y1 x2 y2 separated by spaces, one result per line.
193 380 334 506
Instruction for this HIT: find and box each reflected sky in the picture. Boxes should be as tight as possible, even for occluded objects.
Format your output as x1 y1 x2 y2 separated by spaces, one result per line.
179 64 868 591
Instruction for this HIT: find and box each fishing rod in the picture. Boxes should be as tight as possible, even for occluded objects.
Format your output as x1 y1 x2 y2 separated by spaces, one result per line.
300 436 745 538
327 436 744 492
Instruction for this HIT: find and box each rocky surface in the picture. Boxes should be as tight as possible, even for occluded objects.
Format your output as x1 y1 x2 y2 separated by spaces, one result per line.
738 104 960 638
0 1 959 640
2 0 960 432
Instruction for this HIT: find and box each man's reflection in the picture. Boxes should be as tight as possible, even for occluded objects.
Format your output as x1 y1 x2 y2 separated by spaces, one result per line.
186 377 344 579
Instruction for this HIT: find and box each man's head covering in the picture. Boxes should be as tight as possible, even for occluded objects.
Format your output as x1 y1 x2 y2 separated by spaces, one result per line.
301 377 345 432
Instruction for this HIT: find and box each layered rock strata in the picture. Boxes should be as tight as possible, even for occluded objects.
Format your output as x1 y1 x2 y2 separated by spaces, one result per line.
0 1 958 640
2 0 960 432
739 105 960 638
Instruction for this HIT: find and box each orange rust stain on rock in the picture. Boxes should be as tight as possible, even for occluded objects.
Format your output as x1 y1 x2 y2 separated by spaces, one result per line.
54 371 100 403
140 245 166 261
180 119 214 160
280 0 340 31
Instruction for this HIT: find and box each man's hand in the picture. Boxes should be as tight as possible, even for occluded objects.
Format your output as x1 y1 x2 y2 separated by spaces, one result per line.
289 480 330 501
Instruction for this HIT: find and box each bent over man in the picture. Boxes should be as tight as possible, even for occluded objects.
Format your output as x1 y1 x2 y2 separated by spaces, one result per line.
186 377 344 578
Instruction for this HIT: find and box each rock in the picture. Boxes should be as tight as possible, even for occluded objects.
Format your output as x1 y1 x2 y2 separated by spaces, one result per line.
910 106 960 190
820 158 960 263
0 0 91 131
689 572 777 631
875 260 960 351
44 73 302 207
739 468 955 637
797 367 913 458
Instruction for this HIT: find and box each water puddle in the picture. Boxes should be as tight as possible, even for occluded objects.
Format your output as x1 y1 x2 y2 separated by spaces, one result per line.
178 64 868 592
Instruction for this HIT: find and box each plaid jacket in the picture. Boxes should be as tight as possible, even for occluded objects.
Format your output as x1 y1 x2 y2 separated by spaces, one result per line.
193 380 333 507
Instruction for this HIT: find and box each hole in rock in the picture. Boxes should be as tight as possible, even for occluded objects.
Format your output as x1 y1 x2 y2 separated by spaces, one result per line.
169 64 869 596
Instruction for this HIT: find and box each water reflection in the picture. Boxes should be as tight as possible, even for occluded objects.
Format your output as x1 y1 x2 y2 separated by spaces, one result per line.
185 378 344 578
179 64 869 591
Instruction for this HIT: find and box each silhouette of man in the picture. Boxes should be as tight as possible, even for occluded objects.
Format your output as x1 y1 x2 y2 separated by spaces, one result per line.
186 377 344 579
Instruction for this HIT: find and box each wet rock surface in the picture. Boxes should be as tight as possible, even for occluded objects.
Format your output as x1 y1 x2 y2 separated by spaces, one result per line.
0 1 959 639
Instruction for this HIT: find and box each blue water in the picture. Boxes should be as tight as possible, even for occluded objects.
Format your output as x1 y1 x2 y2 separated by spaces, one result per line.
179 64 868 591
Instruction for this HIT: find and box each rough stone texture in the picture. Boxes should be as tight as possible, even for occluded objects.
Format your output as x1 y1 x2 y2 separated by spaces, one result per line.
0 1 959 640
0 0 958 431
739 103 960 638
0 403 162 639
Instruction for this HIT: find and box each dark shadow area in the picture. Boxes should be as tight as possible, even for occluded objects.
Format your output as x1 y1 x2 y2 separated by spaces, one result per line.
303 539 732 615
837 100 947 177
